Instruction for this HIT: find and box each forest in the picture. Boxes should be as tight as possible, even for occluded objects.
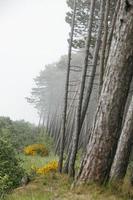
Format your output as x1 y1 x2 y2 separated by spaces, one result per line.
0 0 133 199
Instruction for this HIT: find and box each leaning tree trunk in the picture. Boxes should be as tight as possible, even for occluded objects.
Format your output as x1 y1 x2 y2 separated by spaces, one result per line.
104 0 121 69
110 94 133 181
77 0 133 185
99 0 110 95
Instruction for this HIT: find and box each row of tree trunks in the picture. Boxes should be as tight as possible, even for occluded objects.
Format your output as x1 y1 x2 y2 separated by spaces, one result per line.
80 0 105 126
77 0 133 184
68 0 96 177
58 0 77 173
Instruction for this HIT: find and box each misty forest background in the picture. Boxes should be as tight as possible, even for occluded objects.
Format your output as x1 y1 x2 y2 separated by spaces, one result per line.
1 0 133 199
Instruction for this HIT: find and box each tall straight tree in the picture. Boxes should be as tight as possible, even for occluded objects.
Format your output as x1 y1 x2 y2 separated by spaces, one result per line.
58 0 77 173
68 0 96 177
77 0 133 184
80 0 105 126
110 94 133 181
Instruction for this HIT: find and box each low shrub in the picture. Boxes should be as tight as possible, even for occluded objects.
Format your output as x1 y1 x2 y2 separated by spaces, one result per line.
36 161 58 175
24 144 49 157
0 138 24 197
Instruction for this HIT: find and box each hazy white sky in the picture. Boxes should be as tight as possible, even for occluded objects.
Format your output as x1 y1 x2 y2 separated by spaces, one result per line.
0 0 69 124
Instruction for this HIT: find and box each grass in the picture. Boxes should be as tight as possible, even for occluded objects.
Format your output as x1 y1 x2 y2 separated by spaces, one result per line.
6 173 70 200
5 153 131 200
20 153 58 173
6 173 129 200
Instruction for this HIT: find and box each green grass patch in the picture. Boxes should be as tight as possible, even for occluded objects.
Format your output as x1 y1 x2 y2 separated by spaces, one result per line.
6 173 71 200
20 153 58 173
6 153 133 200
6 173 128 200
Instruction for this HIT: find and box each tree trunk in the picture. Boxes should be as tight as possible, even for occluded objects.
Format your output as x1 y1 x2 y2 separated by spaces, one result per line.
99 0 110 95
104 0 120 69
80 0 105 126
63 144 72 174
68 0 96 177
110 94 133 181
58 0 77 173
77 0 133 184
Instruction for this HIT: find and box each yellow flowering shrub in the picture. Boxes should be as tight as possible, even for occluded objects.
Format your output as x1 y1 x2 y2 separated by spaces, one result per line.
36 161 58 175
24 144 48 157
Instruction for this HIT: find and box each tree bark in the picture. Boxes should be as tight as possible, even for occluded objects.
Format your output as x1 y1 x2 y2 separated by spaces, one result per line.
99 0 110 95
77 0 133 184
104 0 120 69
110 94 133 181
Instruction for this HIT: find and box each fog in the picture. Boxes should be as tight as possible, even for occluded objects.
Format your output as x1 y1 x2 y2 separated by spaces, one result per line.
0 0 69 124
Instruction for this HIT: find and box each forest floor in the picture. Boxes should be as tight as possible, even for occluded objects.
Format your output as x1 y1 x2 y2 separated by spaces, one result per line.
6 154 133 200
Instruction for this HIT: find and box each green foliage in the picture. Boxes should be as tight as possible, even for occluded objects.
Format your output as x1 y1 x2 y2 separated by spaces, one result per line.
0 117 39 150
0 137 24 197
66 0 115 49
0 116 54 155
66 0 90 48
0 117 14 142
12 120 38 149
37 133 54 152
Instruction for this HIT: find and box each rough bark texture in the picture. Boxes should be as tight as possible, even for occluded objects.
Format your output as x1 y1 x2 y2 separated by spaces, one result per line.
99 0 110 95
104 0 120 69
77 0 133 184
110 95 133 181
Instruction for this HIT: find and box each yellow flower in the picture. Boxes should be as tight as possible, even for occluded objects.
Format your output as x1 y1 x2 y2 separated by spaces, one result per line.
36 161 58 175
24 144 48 157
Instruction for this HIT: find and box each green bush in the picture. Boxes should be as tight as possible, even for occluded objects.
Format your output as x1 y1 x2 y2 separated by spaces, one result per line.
37 133 54 152
0 137 24 197
0 117 39 150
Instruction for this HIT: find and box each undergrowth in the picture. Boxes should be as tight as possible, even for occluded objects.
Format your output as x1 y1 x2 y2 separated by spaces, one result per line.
5 153 133 200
